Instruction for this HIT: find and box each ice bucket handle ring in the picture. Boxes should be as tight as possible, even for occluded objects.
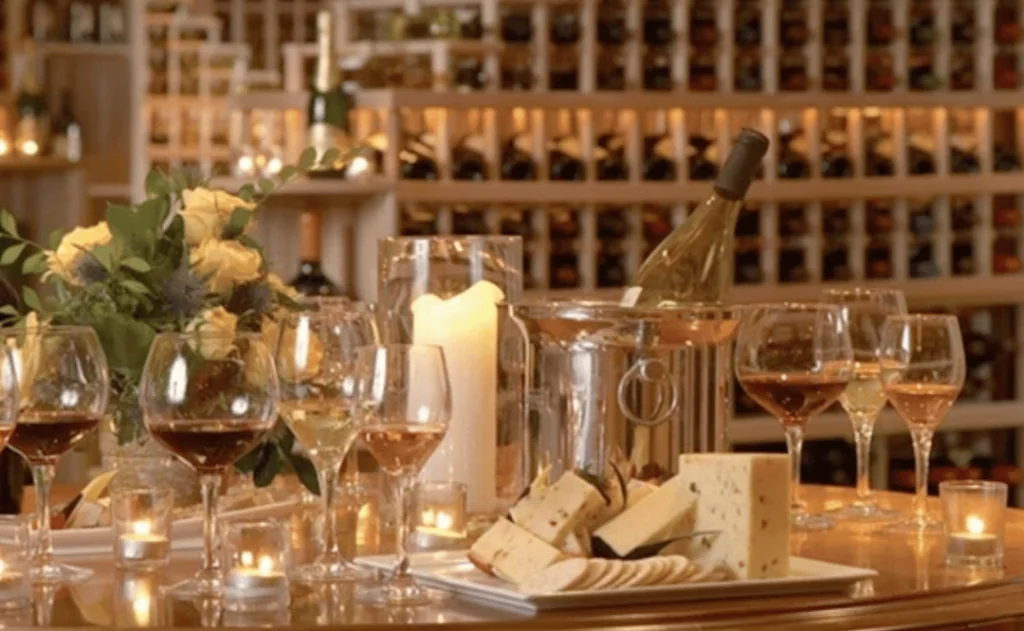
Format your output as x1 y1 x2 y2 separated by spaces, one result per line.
616 357 678 428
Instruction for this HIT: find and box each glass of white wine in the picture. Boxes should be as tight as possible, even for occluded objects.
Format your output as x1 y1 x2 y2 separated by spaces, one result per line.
822 288 907 522
353 344 450 607
276 304 379 583
879 314 966 534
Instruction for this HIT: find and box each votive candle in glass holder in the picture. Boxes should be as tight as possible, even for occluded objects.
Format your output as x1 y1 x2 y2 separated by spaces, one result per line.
940 480 1008 568
112 488 173 571
113 571 166 627
0 515 31 610
411 481 468 552
222 519 290 612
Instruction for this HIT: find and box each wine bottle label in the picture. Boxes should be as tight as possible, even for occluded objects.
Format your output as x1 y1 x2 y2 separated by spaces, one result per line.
558 137 583 159
789 134 809 155
365 133 388 152
99 4 126 42
512 134 533 155
308 123 348 165
950 133 978 152
909 134 937 153
460 135 485 155
823 129 848 147
54 125 83 163
653 137 674 160
69 2 97 41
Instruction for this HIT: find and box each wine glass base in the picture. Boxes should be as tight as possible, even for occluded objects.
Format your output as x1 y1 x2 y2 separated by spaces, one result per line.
825 501 902 523
161 575 223 599
291 559 374 584
877 515 944 535
358 577 444 607
30 562 93 585
793 511 835 532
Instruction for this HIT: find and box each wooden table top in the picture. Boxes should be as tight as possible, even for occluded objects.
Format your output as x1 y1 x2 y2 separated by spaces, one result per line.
11 485 1024 631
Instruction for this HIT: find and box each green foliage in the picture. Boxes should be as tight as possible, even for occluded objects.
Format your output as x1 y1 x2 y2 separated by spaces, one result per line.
0 148 329 488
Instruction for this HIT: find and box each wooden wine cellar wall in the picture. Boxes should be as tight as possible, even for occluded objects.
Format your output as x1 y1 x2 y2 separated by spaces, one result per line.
3 0 1024 498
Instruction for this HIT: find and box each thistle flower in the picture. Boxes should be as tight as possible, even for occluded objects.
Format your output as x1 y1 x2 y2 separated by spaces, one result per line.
226 281 274 320
163 263 206 319
74 255 108 286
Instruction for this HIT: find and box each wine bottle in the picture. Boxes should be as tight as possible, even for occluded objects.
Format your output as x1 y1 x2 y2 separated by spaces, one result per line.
454 58 486 91
500 8 533 42
550 8 580 44
51 91 83 163
950 52 976 91
908 2 937 47
400 205 438 235
865 136 895 176
995 0 1022 45
598 0 627 45
29 0 56 41
823 2 849 46
15 50 48 157
994 52 1021 90
289 210 343 297
994 199 1022 228
549 48 579 91
400 132 440 180
908 53 940 91
597 208 630 240
689 3 717 47
777 129 810 179
734 53 763 91
951 135 981 174
866 242 893 279
823 248 853 282
644 0 674 46
952 198 977 231
689 53 717 91
952 240 975 275
643 49 672 91
643 111 677 181
501 51 534 90
642 206 673 244
734 249 763 284
597 49 626 90
909 204 936 236
549 247 581 289
994 246 1023 274
907 134 936 175
98 0 126 43
951 4 975 44
735 2 761 47
994 144 1021 172
779 53 809 91
688 133 719 181
597 243 628 288
456 7 483 39
823 203 850 235
498 208 533 238
549 207 581 240
451 205 489 234
307 10 353 176
822 51 850 91
779 2 809 47
501 108 537 181
821 130 853 178
68 0 97 42
622 128 769 307
452 110 488 181
866 1 895 46
909 243 940 278
548 110 586 181
778 204 810 238
865 52 896 90
778 248 810 283
595 112 628 181
866 201 895 232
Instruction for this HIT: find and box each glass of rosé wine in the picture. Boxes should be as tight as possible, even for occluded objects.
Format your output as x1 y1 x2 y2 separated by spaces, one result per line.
734 303 854 532
352 344 450 607
878 314 965 535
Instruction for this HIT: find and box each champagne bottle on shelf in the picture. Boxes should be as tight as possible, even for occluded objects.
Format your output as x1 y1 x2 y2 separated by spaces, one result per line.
502 108 537 181
289 210 343 297
595 112 628 181
452 110 488 181
548 110 586 181
15 51 48 157
307 10 353 177
622 128 769 307
643 111 677 181
51 91 83 163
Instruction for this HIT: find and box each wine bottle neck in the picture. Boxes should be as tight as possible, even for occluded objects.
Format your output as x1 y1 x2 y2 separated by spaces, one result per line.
313 11 337 93
299 210 323 261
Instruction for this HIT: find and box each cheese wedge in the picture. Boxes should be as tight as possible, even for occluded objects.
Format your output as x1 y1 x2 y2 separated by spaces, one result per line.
560 529 591 557
592 476 696 558
509 470 605 546
676 453 790 580
468 518 565 585
625 479 657 508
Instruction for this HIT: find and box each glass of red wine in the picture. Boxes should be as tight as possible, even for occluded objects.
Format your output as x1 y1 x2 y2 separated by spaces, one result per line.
878 314 965 535
352 344 450 607
0 325 109 584
734 303 853 532
139 331 279 598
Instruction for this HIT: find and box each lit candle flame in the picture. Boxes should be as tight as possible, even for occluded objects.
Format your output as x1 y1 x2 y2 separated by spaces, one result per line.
240 550 254 567
421 509 436 527
436 511 454 531
132 521 152 536
257 555 275 574
967 515 985 535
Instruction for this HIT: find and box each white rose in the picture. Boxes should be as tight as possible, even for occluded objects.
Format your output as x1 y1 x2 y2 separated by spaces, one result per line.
190 239 262 295
180 188 254 246
185 306 239 360
46 222 112 286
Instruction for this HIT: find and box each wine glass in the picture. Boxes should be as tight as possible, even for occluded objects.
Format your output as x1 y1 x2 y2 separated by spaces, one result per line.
822 288 907 521
0 325 108 584
139 331 279 598
879 314 966 534
734 303 853 532
276 304 378 583
352 344 450 607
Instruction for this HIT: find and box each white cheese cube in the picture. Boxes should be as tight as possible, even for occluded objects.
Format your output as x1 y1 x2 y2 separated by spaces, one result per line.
509 471 605 546
592 477 696 558
468 518 565 585
676 453 790 580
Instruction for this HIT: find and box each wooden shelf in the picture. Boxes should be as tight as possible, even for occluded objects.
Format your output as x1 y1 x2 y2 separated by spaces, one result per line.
232 88 1024 113
729 401 1024 445
211 176 392 198
35 42 132 59
0 156 82 174
87 182 133 199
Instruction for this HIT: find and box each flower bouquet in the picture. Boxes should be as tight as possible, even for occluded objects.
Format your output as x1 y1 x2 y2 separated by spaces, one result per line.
0 150 337 498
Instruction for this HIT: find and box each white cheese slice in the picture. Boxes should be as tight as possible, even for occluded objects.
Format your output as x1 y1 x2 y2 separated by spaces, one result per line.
593 477 696 558
560 529 591 558
468 518 565 585
509 470 605 546
676 453 790 580
625 479 657 508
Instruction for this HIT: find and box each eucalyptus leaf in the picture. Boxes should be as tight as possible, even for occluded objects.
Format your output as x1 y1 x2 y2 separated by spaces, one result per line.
0 243 26 266
237 184 256 203
222 208 252 240
48 228 67 251
0 211 18 237
321 148 341 169
21 251 48 275
278 166 298 182
22 287 43 313
88 244 115 270
257 178 275 194
0 305 19 318
298 147 317 171
120 279 151 295
121 257 152 273
145 170 168 197
106 204 137 244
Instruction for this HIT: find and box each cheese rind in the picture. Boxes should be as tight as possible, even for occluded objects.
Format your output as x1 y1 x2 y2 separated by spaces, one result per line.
509 471 605 546
676 453 790 580
468 518 565 585
592 477 696 558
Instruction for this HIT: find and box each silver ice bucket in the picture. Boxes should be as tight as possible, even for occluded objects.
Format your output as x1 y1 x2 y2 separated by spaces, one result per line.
508 301 737 482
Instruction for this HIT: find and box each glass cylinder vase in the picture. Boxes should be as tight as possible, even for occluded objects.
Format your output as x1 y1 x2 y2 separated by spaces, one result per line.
378 236 523 520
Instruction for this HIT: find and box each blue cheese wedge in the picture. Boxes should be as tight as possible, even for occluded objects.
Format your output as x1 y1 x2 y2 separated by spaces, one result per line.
676 453 790 580
509 471 605 546
468 518 565 585
592 477 696 558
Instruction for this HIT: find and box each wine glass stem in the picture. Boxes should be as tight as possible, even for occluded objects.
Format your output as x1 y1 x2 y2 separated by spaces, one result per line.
199 474 222 575
317 459 343 557
391 474 410 579
910 426 934 522
30 464 55 568
783 423 805 511
852 415 876 502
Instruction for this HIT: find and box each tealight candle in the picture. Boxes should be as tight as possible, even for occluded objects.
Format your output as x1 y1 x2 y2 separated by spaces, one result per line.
119 521 171 561
940 481 1007 568
222 520 291 613
112 488 173 571
411 482 468 552
0 515 31 611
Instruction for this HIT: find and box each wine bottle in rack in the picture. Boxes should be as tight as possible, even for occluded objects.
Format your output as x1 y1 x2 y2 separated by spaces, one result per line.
907 134 937 175
866 201 895 233
734 249 763 284
550 6 580 44
779 0 809 47
866 241 894 279
822 51 850 91
501 50 534 90
952 198 977 232
597 49 627 90
401 132 440 180
595 113 628 181
688 133 719 180
994 52 1021 90
456 7 483 39
498 207 534 239
777 126 810 179
68 0 97 42
597 243 628 288
822 202 851 235
289 210 343 297
400 204 439 236
778 204 810 239
642 205 673 247
908 53 940 91
598 0 628 45
866 0 895 46
951 2 975 44
689 1 717 47
994 144 1022 172
645 0 674 46
909 243 940 278
909 203 936 237
779 53 809 92
452 112 488 181
865 136 895 176
28 0 57 41
689 53 717 91
597 208 630 240
951 135 981 174
454 58 486 91
963 330 1016 367
548 110 586 181
952 239 975 275
307 10 353 176
549 48 579 91
822 1 850 46
500 7 533 43
643 112 677 182
549 246 581 289
778 248 810 283
623 128 769 307
734 53 763 92
950 51 976 91
735 1 761 47
995 0 1022 46
821 129 854 178
98 0 126 44
451 205 489 234
549 207 581 240
644 49 673 91
994 198 1022 228
823 248 853 282
502 109 537 181
994 240 1023 274
908 0 937 47
51 91 83 163
866 52 897 91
